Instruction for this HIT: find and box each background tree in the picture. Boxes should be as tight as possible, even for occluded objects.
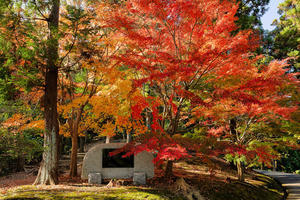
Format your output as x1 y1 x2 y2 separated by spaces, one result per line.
0 0 61 184
271 0 299 75
235 0 270 30
261 0 300 173
57 0 134 177
57 0 100 178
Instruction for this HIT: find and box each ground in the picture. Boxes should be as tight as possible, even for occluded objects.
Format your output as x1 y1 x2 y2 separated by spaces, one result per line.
0 158 284 200
256 170 300 200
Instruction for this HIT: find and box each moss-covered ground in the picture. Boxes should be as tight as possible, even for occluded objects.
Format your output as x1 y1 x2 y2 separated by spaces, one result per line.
173 158 284 200
0 158 284 200
191 174 284 200
1 185 184 200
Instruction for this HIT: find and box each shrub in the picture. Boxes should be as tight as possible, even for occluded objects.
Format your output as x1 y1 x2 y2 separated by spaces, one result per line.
0 128 43 176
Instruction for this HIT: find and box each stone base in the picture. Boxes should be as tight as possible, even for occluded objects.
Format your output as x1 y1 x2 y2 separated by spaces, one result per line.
88 172 102 184
133 172 146 185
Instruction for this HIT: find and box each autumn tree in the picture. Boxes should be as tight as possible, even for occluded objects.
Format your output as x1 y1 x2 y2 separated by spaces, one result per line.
262 0 300 173
59 65 139 177
0 0 61 184
105 0 272 177
57 0 99 178
195 58 298 181
57 0 136 177
0 0 132 179
0 0 107 184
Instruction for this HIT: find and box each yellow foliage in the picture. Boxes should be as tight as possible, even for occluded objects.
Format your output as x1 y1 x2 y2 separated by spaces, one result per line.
2 114 28 130
21 120 44 131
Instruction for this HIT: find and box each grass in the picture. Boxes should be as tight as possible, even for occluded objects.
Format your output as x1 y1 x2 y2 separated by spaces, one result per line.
0 185 185 200
0 159 285 200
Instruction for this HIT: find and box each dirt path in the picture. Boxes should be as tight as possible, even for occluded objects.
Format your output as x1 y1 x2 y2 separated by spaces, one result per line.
255 170 300 200
0 172 36 192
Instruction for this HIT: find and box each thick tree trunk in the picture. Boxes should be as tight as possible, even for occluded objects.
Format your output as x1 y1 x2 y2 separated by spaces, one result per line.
34 128 59 185
69 131 78 177
34 0 60 185
237 160 245 182
164 160 174 179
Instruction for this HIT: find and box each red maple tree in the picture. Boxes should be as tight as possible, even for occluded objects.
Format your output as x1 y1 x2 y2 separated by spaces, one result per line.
196 59 298 181
106 0 299 177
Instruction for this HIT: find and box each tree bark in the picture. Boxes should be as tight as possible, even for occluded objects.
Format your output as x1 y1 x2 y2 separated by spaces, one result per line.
16 156 25 172
273 160 277 171
106 136 110 143
69 105 85 177
164 160 174 179
58 135 64 157
69 131 78 177
237 160 245 182
126 133 131 143
229 118 237 135
34 0 60 185
79 137 84 153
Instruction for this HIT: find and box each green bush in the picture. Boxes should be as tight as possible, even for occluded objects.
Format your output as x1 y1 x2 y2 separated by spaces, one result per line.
0 128 43 176
277 148 300 173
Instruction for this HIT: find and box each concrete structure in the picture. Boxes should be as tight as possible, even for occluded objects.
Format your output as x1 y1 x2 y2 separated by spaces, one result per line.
81 143 154 180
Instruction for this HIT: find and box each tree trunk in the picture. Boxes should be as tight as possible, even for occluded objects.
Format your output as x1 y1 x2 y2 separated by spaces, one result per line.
164 160 174 179
79 137 84 153
69 131 78 177
106 136 110 143
260 162 265 170
34 0 60 185
146 110 151 130
58 135 64 156
126 133 131 143
34 128 59 185
16 156 25 172
273 160 277 171
69 104 86 177
56 134 64 163
229 118 237 135
237 160 245 182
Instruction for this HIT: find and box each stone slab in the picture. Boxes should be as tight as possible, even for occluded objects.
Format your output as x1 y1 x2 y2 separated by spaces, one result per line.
133 172 146 185
88 172 102 184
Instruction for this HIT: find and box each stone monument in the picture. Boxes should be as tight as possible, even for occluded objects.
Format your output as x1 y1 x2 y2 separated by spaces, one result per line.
81 143 154 184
